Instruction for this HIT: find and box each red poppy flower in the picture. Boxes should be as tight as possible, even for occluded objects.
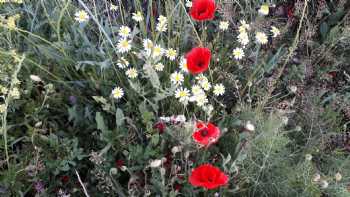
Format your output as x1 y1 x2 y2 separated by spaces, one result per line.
189 164 228 189
192 121 220 146
186 47 211 75
190 0 216 21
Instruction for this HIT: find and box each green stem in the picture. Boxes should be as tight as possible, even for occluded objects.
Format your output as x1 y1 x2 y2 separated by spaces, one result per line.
1 54 25 168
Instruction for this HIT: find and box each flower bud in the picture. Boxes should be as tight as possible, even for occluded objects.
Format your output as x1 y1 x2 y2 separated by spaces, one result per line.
305 154 312 161
245 121 255 132
335 172 342 181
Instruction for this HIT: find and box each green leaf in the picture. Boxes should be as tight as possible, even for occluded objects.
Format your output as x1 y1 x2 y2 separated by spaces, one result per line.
150 134 160 146
115 108 125 127
95 112 107 132
264 46 285 73
320 22 329 41
143 64 160 89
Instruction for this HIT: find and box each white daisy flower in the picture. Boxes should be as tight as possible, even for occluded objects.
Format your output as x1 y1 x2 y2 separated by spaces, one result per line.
132 11 143 22
117 38 132 53
200 80 212 91
152 45 164 58
170 71 184 85
258 4 269 16
143 39 153 51
271 26 280 38
232 48 245 60
192 93 208 107
213 84 225 96
74 10 89 23
154 63 164 72
165 48 177 61
125 68 138 79
117 57 129 69
118 26 131 38
255 32 268 44
111 86 124 99
238 32 249 46
175 87 190 104
219 21 229 31
179 57 188 73
191 85 204 95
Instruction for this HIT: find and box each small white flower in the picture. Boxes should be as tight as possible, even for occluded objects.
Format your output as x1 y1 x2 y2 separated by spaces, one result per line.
143 39 153 52
156 15 167 32
118 26 131 38
150 159 162 168
200 80 212 91
238 32 249 46
179 57 188 73
110 4 118 11
193 93 208 107
74 10 89 23
117 57 129 69
165 48 177 61
305 154 313 161
117 38 132 53
30 75 42 82
232 48 245 60
245 121 255 131
192 85 204 95
335 172 342 181
185 0 192 7
271 26 280 38
111 86 124 99
255 32 268 44
219 21 229 31
239 20 250 32
258 4 269 16
9 88 20 99
213 84 225 96
125 68 138 79
132 11 143 22
152 45 164 58
175 87 190 104
153 63 164 71
170 71 184 85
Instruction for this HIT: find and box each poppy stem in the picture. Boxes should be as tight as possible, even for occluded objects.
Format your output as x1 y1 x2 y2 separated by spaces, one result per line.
179 1 203 46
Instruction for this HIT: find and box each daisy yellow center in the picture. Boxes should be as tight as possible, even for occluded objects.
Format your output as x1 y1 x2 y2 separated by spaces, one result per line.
121 40 129 48
167 49 176 57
